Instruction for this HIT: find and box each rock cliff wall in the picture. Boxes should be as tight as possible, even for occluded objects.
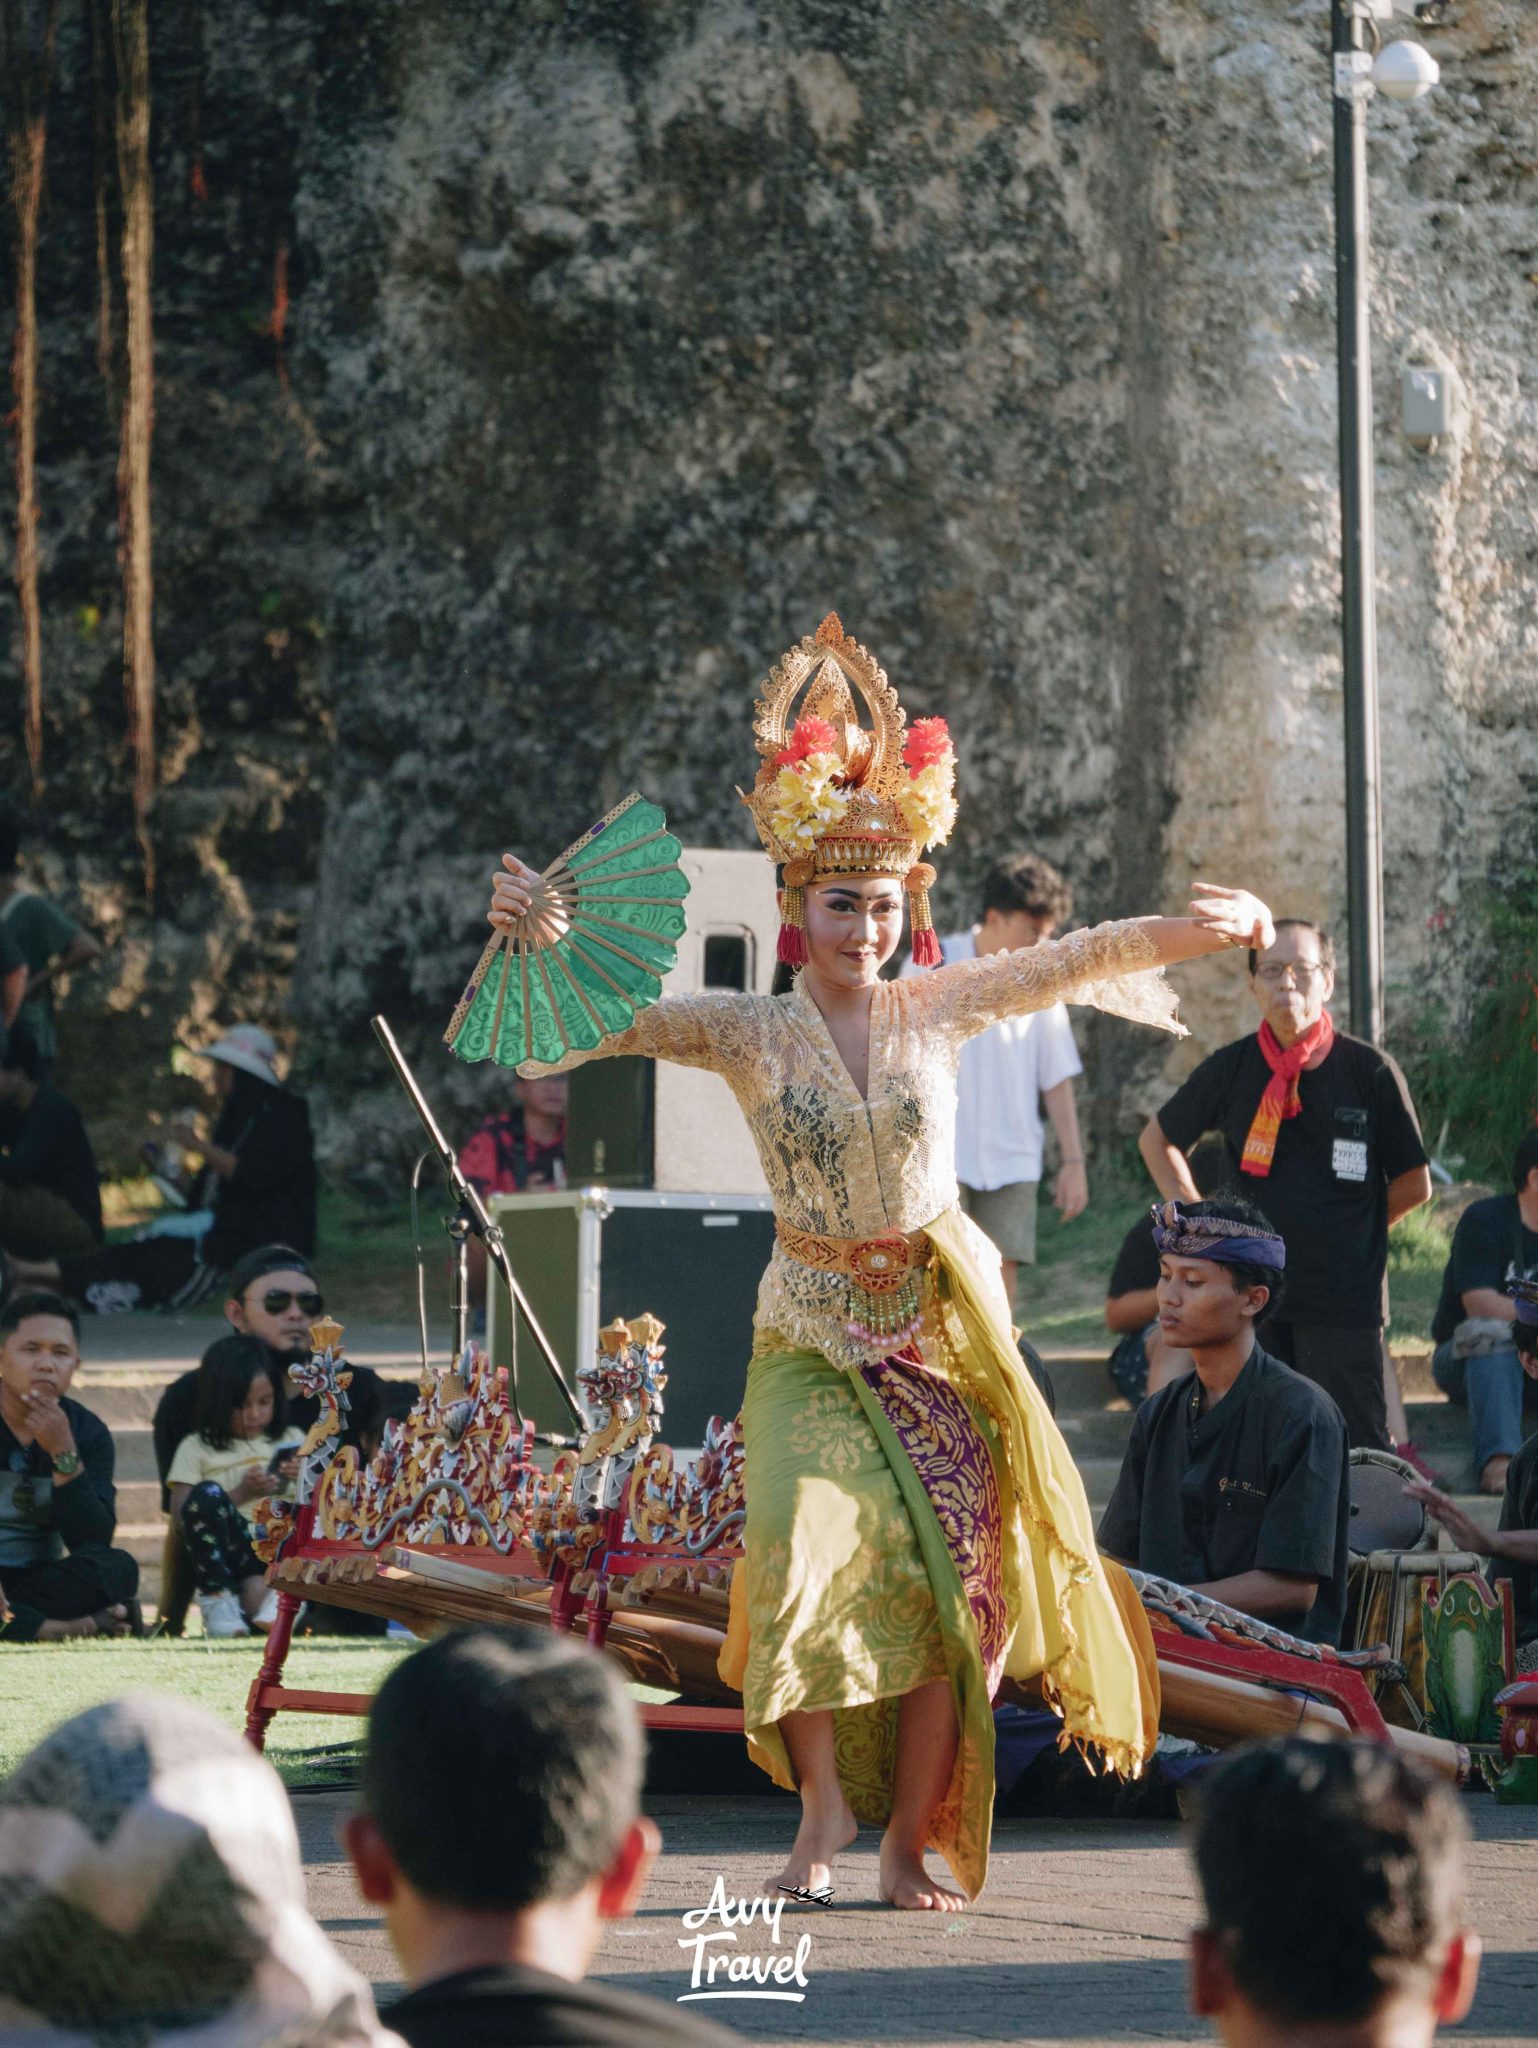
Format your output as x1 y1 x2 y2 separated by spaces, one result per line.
1 0 1532 1175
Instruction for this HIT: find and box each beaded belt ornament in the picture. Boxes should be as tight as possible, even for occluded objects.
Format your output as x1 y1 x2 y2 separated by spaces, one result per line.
775 1221 934 1348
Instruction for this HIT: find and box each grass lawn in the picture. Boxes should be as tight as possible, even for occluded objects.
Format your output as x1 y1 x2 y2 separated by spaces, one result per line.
0 1636 688 1793
1017 1174 1457 1350
0 1638 410 1786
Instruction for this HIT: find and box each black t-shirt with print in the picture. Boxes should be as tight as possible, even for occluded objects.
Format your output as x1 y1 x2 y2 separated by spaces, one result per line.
1430 1194 1538 1346
1155 1031 1427 1329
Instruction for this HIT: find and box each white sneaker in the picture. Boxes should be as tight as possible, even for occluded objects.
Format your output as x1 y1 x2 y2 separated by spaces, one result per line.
249 1588 280 1631
199 1591 250 1639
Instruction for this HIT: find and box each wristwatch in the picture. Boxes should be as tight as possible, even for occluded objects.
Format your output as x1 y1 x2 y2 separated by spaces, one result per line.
50 1449 82 1477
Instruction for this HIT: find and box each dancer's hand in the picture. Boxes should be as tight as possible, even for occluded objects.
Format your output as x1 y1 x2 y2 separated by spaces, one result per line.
1189 885 1274 953
489 854 539 933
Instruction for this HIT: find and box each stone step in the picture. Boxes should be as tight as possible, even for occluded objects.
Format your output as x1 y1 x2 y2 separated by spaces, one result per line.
113 1479 165 1525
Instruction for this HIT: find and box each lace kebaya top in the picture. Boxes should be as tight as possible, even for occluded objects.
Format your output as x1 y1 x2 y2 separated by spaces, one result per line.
520 919 1179 1371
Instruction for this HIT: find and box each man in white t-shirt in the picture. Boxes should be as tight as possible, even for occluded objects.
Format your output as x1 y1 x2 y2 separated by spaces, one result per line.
904 852 1086 1309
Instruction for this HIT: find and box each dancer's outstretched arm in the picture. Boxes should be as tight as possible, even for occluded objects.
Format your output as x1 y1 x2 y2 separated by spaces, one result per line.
906 886 1275 1044
1133 885 1275 968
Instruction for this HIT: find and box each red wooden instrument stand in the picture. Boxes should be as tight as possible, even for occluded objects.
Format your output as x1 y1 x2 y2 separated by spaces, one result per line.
244 1510 744 1751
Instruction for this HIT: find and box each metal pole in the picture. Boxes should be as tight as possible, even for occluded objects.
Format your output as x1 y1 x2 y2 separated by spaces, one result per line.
1332 1 1385 1044
370 1015 585 1428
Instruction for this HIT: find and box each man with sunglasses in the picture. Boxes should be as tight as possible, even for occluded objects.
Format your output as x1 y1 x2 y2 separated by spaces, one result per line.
1138 920 1430 1451
150 1246 385 1503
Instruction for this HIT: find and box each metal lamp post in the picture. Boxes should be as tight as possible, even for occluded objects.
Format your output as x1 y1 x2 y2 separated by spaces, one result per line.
1328 3 1438 1044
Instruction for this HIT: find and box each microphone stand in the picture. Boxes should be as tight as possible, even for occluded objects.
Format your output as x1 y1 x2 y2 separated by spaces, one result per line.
370 1015 585 1434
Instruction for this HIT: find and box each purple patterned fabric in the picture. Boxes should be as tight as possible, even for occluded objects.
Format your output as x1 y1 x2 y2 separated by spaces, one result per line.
860 1351 1008 1694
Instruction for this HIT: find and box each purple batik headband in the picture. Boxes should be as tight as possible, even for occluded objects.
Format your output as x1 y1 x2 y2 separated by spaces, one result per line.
1150 1200 1286 1271
1515 1277 1538 1329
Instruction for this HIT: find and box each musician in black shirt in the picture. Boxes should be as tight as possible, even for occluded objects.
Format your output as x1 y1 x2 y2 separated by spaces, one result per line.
1099 1195 1350 1645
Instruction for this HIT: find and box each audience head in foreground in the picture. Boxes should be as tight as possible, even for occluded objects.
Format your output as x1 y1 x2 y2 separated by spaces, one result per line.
346 1625 737 2048
0 1692 400 2046
1190 1738 1479 2047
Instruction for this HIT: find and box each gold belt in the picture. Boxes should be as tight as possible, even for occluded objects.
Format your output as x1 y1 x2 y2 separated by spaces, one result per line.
774 1221 933 1345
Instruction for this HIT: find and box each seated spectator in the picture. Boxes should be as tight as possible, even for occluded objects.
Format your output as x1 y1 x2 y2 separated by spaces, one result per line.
165 1333 303 1638
1107 1137 1226 1403
345 1626 739 2048
150 1246 387 1641
1098 1195 1350 1644
0 1019 102 1260
462 1075 569 1199
1410 1277 1538 1674
461 1074 567 1311
1189 1738 1479 2045
0 796 102 1078
0 1290 139 1641
0 1693 402 2046
152 1244 384 1501
1429 1126 1538 1495
14 1022 317 1313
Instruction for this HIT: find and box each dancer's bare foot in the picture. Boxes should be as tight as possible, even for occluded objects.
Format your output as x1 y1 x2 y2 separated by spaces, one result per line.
765 1799 858 1902
878 1839 968 1912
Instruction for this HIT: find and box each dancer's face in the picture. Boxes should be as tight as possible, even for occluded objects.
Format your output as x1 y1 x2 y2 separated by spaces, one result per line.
798 876 905 989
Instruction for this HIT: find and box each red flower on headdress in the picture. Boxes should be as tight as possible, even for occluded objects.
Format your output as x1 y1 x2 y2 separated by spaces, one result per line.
903 717 953 775
774 715 840 768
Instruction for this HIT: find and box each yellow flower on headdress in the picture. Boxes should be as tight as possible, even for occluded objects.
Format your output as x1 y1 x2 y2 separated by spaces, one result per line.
896 760 957 848
770 751 851 856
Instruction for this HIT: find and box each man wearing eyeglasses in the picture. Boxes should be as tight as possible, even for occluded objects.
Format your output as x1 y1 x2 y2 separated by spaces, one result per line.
1138 920 1431 1450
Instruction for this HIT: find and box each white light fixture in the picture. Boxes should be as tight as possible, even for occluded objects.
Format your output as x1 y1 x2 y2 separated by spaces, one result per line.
1372 40 1440 101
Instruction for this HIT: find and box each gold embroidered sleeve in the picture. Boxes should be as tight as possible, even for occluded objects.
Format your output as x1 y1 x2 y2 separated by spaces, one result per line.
514 989 759 1079
906 919 1186 1044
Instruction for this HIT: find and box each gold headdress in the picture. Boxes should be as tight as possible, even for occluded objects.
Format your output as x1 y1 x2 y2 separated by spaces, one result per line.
740 613 957 968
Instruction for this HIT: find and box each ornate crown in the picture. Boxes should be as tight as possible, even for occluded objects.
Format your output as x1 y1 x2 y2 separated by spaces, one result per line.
739 614 957 967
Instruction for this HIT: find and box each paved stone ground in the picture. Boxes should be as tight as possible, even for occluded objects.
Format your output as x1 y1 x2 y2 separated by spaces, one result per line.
297 1786 1538 2047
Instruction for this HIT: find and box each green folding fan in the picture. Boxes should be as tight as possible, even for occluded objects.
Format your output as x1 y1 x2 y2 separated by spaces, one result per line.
445 794 690 1069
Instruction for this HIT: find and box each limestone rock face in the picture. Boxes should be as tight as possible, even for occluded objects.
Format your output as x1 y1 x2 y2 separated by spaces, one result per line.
1 2 1532 1174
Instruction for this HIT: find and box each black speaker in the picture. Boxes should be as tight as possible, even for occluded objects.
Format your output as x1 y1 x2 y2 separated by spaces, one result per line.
487 1191 775 1445
565 1056 653 1187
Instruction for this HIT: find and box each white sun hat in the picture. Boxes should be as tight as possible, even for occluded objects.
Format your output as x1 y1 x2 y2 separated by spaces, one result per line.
193 1023 282 1086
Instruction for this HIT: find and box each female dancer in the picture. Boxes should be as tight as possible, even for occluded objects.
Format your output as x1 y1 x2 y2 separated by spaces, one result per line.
483 615 1273 1910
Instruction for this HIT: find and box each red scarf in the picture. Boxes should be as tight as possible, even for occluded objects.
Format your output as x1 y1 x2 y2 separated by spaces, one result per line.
1240 1009 1335 1177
